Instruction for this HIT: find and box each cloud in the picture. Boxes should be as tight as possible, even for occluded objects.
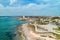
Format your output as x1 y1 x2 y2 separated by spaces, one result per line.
0 0 60 7
0 0 60 16
9 0 16 5
8 0 60 7
21 3 48 10
0 3 59 16
0 4 4 7
42 0 50 2
0 3 49 16
0 0 10 7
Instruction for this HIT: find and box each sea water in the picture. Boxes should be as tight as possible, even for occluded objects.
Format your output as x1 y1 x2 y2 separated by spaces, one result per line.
0 16 26 40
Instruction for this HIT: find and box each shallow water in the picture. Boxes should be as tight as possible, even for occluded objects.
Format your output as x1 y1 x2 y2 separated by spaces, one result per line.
0 16 26 40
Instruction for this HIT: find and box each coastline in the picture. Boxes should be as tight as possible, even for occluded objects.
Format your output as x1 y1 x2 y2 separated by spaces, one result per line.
15 23 56 40
14 16 60 40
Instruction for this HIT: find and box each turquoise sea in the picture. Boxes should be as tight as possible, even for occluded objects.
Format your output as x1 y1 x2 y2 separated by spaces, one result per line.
0 16 26 40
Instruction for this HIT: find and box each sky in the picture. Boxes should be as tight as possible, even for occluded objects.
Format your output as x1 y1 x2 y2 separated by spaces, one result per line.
0 0 60 16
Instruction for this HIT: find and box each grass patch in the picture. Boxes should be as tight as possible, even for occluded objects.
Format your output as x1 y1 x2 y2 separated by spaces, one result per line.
36 20 49 25
52 31 60 40
53 28 60 31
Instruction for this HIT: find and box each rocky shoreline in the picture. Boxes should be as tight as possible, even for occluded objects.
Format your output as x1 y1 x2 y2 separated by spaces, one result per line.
14 23 56 40
13 25 22 40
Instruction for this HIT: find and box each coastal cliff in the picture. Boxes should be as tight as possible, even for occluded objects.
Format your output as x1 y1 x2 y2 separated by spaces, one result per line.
14 24 37 40
14 25 24 40
14 23 56 40
14 16 60 40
